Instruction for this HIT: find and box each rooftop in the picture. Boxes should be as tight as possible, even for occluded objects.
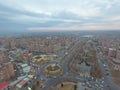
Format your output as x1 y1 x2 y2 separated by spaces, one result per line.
0 82 9 90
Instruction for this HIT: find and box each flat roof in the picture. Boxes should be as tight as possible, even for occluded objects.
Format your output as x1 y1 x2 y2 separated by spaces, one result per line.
0 82 9 90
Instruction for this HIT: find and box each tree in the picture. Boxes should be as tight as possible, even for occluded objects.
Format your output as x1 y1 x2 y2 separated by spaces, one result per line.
36 81 39 86
32 85 35 90
61 83 64 87
74 85 77 90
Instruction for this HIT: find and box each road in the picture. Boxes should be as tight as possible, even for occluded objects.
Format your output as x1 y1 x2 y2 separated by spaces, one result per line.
36 38 103 90
38 39 82 90
9 37 120 90
96 47 120 90
8 36 120 90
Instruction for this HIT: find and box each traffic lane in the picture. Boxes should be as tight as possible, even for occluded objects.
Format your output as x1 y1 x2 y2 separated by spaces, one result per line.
96 48 120 90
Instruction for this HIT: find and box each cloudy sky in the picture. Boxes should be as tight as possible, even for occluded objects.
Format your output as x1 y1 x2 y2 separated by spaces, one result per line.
0 0 120 32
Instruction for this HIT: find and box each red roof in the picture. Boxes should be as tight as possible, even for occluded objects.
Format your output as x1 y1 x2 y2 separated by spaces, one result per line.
23 51 29 57
17 80 28 88
0 82 9 90
19 80 27 86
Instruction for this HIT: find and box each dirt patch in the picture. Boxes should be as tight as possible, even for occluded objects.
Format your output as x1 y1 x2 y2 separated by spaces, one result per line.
60 85 75 90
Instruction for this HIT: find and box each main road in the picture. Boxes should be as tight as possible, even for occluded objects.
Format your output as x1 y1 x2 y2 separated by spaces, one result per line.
95 43 120 90
39 39 82 90
36 38 120 90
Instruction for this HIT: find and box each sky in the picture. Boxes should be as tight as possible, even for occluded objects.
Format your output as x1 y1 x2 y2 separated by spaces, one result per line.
0 0 120 32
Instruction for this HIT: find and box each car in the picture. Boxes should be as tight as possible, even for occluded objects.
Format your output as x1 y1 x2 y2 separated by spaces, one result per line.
86 81 89 85
95 84 99 87
88 84 92 88
41 78 43 80
88 77 92 81
101 81 104 83
103 64 106 67
82 83 86 86
100 85 104 88
106 73 109 76
93 77 96 81
65 52 68 55
106 85 110 87
91 77 94 80
96 79 98 83
105 69 108 71
41 85 45 88
53 76 57 78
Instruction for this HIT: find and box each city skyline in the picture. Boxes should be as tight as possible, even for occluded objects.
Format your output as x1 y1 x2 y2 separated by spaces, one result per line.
0 0 120 32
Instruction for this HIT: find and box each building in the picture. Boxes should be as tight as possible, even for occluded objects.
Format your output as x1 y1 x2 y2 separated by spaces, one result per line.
16 78 29 90
116 49 120 59
102 47 109 55
17 64 31 74
0 62 15 81
0 50 5 63
108 48 116 58
0 82 9 90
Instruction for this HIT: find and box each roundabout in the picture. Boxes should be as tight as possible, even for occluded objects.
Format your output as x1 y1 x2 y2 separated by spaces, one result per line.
45 64 62 76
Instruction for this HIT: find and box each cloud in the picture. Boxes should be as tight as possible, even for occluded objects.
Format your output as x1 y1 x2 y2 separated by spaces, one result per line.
0 0 120 31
